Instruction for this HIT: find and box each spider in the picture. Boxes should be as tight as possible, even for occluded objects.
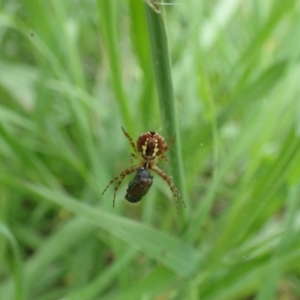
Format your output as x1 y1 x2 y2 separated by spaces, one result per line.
102 127 186 211
125 167 153 203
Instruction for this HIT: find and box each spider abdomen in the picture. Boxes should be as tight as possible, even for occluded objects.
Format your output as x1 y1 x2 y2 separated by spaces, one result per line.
137 131 165 160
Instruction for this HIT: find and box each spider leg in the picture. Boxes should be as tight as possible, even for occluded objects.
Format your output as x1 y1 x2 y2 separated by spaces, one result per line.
151 165 186 213
130 153 138 164
162 135 176 154
160 154 168 171
102 164 141 207
121 127 138 154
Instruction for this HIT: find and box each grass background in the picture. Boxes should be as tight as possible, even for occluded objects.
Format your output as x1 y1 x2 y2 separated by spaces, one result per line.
1 0 300 299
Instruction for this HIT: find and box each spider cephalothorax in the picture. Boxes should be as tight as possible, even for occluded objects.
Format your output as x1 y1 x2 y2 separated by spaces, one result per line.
137 131 166 162
102 127 186 211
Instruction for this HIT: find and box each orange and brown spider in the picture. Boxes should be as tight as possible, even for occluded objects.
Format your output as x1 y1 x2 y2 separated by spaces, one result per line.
102 127 186 211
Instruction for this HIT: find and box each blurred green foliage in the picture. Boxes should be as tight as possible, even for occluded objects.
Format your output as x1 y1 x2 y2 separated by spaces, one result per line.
1 0 300 299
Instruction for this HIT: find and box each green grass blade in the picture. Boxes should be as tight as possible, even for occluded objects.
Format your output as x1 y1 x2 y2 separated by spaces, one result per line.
144 2 187 218
0 223 24 300
19 181 198 277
